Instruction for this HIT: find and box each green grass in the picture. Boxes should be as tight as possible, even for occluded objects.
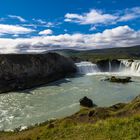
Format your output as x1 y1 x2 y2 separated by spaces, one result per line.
0 115 140 140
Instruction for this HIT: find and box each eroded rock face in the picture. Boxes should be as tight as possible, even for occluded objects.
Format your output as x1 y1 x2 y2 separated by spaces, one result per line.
96 59 121 72
79 96 97 108
0 52 77 93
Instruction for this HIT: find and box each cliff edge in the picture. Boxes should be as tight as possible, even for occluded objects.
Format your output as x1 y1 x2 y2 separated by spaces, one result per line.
0 52 77 93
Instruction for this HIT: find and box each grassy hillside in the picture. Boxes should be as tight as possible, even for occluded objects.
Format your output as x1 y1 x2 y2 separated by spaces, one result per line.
51 45 140 62
0 95 140 140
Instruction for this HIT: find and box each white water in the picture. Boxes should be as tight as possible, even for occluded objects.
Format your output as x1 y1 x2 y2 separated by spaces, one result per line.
76 60 140 76
109 61 112 72
75 61 100 74
120 60 140 74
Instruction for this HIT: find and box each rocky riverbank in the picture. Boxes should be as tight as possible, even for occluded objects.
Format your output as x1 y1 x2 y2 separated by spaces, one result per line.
0 52 77 93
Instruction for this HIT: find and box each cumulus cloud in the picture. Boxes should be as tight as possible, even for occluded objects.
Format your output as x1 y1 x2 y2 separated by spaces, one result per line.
0 25 140 53
8 15 26 22
65 7 140 25
39 29 53 35
65 9 117 25
0 24 35 36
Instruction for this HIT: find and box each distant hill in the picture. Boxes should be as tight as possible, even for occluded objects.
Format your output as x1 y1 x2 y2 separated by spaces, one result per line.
48 45 140 61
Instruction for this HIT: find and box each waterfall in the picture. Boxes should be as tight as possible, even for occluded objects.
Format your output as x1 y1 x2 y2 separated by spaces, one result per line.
119 62 123 71
75 61 100 74
120 60 140 73
76 60 140 75
109 61 112 72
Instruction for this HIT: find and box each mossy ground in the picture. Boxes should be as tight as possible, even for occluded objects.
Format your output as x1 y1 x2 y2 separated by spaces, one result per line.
0 95 140 140
0 115 140 140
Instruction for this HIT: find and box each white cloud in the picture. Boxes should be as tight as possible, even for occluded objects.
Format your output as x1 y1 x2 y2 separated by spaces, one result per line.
32 19 56 27
22 22 56 28
33 18 47 24
0 25 140 53
8 15 26 22
65 9 117 25
39 29 53 35
119 14 137 21
118 7 140 22
0 24 35 35
90 26 97 31
45 22 55 27
65 7 140 25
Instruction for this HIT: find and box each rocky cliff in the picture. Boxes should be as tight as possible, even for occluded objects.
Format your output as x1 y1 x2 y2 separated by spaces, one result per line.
0 52 77 93
96 59 121 72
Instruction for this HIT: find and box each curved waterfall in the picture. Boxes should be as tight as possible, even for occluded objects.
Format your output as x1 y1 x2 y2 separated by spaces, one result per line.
76 60 140 75
75 61 99 74
120 60 140 73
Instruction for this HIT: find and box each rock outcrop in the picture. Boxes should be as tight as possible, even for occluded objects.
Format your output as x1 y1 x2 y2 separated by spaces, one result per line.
105 76 132 83
96 59 121 72
79 96 97 108
0 52 77 93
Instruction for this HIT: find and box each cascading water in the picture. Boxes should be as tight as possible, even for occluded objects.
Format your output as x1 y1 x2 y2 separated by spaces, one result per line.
76 60 140 76
120 60 140 74
75 61 99 74
109 61 112 72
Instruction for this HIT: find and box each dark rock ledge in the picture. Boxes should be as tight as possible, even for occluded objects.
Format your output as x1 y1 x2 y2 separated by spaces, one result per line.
0 52 77 93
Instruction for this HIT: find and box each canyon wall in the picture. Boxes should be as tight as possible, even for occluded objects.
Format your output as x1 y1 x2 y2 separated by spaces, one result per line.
0 52 77 93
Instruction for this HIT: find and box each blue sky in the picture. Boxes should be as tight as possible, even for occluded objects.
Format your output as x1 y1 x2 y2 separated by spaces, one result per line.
0 0 140 53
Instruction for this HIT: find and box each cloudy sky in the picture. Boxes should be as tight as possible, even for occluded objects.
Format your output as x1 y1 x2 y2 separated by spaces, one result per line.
0 0 140 53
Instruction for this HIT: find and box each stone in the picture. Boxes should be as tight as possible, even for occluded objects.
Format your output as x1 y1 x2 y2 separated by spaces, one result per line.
79 96 96 108
96 59 121 72
106 76 132 83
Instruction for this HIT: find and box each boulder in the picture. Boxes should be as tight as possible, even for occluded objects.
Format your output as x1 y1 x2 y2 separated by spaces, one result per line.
79 96 96 108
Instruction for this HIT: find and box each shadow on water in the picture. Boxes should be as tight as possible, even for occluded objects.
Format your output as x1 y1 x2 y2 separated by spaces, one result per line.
17 73 84 94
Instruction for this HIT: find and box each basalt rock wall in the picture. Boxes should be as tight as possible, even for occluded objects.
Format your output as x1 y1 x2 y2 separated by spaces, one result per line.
0 52 77 93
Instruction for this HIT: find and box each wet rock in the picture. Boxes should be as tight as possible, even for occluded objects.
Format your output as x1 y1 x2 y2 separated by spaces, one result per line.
79 96 97 108
96 59 121 72
128 59 134 62
105 76 132 83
